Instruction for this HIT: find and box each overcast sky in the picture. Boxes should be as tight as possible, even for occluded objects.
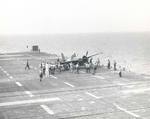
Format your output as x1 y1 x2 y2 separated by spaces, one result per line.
0 0 149 35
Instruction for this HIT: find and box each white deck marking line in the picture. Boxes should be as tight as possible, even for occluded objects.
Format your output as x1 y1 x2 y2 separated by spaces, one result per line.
41 105 54 115
93 75 105 79
6 73 10 76
16 82 22 87
4 71 10 77
89 101 95 104
9 76 13 79
7 78 10 81
113 103 140 118
64 82 75 87
0 97 61 107
50 75 57 79
3 70 7 73
122 88 150 94
85 92 101 99
144 76 150 79
124 85 135 88
78 98 83 101
24 91 34 97
81 107 86 110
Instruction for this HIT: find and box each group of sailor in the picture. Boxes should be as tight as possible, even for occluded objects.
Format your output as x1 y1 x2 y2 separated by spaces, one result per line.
39 62 57 81
107 59 122 77
25 58 123 82
38 60 100 81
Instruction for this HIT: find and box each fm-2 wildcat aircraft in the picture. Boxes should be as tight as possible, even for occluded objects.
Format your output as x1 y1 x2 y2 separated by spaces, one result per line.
60 51 100 67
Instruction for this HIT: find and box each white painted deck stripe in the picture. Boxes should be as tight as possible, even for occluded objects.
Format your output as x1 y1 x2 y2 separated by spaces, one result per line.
86 92 100 99
85 92 100 99
122 88 150 94
2 70 10 77
113 103 140 118
144 76 150 79
0 97 61 107
9 76 13 79
89 101 95 104
81 107 86 110
16 82 22 87
78 98 83 101
3 70 7 73
41 105 54 115
93 75 105 79
6 73 10 76
24 91 34 97
64 82 75 87
50 75 57 79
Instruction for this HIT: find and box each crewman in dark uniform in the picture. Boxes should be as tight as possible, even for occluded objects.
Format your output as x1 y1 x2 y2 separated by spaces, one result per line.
25 59 30 70
114 60 117 71
119 66 122 77
39 70 43 82
119 70 122 77
107 59 110 69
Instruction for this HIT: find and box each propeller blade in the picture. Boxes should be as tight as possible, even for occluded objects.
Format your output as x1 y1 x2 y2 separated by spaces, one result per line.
86 51 88 56
87 53 99 58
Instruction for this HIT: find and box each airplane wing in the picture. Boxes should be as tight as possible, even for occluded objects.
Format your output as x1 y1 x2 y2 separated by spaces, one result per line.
87 53 99 58
87 52 103 58
60 59 80 64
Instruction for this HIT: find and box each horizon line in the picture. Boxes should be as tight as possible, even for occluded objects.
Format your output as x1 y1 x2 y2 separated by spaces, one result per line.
0 31 150 36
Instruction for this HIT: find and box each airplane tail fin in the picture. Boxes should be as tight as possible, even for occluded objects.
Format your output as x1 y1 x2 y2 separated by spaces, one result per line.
61 53 66 62
71 53 76 60
86 51 88 56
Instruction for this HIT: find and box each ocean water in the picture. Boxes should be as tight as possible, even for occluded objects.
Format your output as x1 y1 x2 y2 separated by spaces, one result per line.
0 33 150 75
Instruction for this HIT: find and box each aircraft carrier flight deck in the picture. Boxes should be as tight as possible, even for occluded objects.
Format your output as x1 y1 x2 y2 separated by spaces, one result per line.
0 52 150 119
